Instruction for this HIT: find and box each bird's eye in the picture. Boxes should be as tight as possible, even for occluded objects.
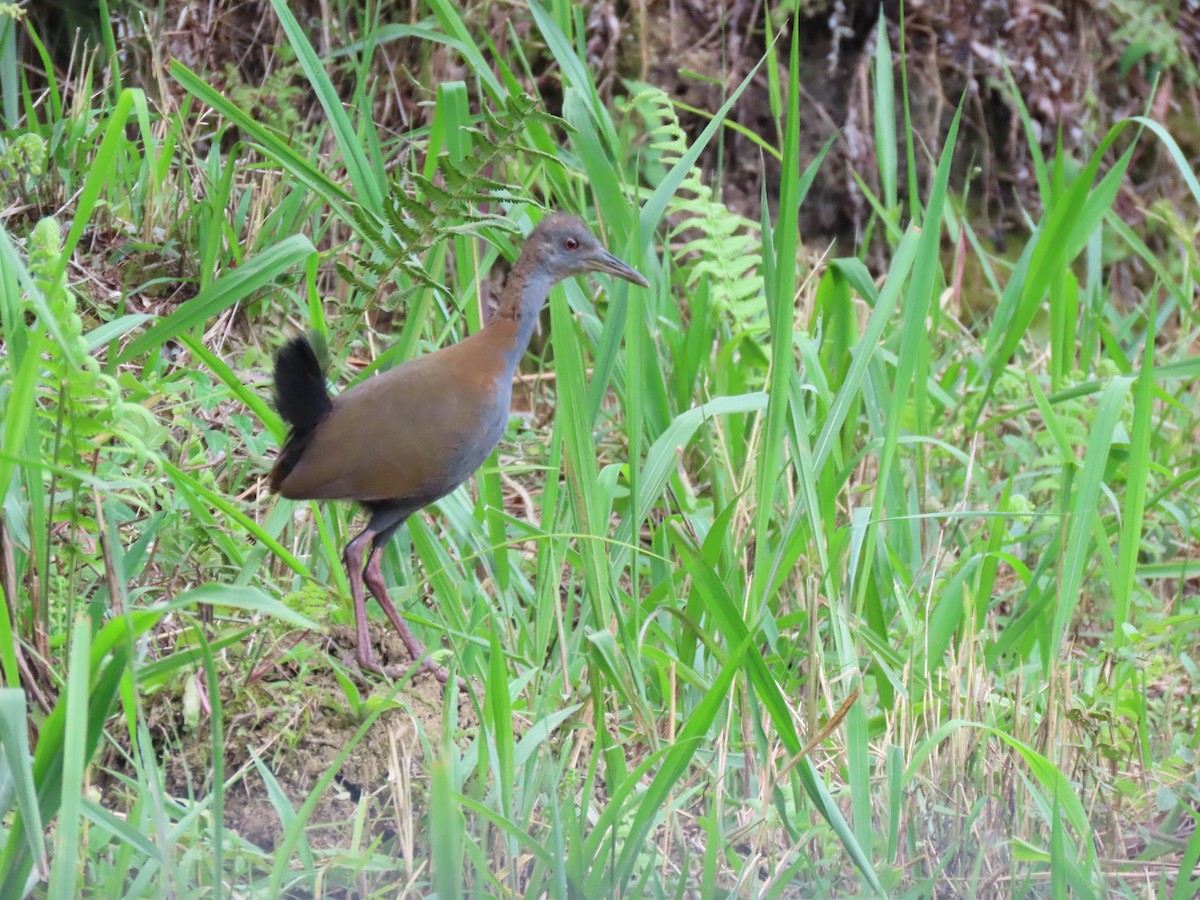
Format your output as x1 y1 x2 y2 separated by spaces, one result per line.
563 237 580 251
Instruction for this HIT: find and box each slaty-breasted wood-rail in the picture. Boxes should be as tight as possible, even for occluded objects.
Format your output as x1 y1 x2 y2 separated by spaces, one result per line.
270 214 648 682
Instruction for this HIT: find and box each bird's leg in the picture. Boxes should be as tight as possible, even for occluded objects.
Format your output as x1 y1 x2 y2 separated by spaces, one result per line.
341 513 465 689
358 543 442 681
366 524 469 690
342 526 381 673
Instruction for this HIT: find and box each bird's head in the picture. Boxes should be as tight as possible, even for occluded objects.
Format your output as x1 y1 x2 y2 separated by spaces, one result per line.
525 213 649 288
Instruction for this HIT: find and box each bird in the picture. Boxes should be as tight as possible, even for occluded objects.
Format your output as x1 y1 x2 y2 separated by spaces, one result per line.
269 213 649 683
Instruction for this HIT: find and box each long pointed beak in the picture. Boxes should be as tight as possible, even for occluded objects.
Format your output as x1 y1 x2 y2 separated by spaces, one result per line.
590 250 650 287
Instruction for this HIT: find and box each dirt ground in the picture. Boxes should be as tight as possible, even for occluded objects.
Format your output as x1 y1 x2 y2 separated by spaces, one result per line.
102 623 477 855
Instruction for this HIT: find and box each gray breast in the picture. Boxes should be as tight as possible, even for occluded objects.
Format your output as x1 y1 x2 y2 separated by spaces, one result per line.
443 388 511 489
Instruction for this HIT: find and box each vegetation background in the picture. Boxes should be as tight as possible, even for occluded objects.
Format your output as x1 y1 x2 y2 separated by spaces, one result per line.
2 0 1200 895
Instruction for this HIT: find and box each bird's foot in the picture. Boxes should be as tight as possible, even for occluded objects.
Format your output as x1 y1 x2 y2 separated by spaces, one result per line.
347 647 468 693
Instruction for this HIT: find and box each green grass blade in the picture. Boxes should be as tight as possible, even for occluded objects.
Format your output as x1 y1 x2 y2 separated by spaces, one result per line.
48 615 92 900
813 229 920 472
49 89 142 287
430 748 465 900
170 61 357 219
0 690 46 882
612 639 745 881
873 14 897 212
1112 301 1155 648
1050 376 1134 658
672 531 883 892
751 27 802 611
118 235 315 363
266 0 383 214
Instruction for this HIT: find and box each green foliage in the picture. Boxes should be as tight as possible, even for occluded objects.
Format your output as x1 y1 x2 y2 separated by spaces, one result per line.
3 3 1200 897
1 214 163 647
23 217 160 470
0 132 45 191
766 0 836 28
220 60 305 134
1110 0 1200 84
626 84 767 328
339 92 566 304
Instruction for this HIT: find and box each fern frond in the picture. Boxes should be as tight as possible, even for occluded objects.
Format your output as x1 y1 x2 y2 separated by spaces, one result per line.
629 84 767 327
338 92 555 305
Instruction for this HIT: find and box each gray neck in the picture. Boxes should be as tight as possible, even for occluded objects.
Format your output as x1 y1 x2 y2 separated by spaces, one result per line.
499 268 557 372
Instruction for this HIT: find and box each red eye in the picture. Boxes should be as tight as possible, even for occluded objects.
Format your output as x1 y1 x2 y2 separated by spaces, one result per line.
563 237 580 251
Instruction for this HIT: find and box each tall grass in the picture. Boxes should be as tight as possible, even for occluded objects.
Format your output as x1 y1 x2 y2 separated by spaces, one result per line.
1 1 1198 896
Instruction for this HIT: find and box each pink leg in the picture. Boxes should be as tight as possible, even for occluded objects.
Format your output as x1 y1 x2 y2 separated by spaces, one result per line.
339 515 467 691
361 544 453 683
343 529 380 672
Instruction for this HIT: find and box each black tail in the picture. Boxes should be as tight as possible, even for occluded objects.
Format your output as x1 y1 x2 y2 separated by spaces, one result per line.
269 333 332 492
